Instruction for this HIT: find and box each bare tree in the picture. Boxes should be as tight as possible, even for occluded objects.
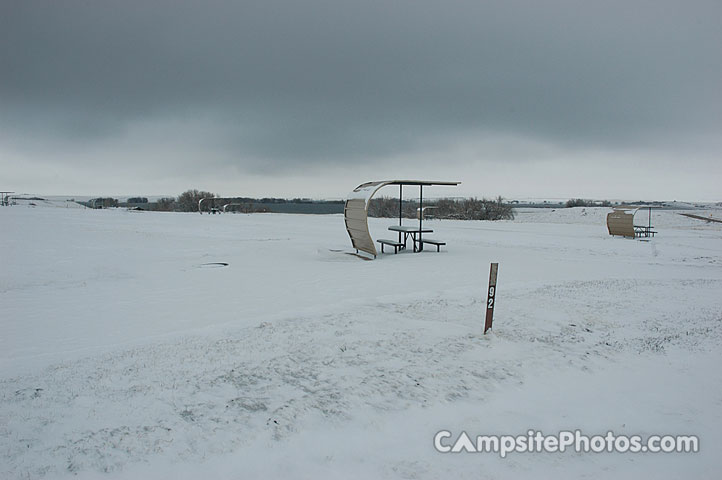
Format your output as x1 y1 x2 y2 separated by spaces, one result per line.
176 189 216 212
155 197 176 211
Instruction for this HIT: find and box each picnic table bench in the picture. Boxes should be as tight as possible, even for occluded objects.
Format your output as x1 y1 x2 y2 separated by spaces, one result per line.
376 239 405 254
418 238 446 252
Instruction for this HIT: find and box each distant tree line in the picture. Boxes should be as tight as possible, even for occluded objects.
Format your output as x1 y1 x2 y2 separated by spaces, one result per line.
85 190 514 218
368 196 514 221
84 197 119 208
129 190 344 212
154 197 176 211
565 198 612 208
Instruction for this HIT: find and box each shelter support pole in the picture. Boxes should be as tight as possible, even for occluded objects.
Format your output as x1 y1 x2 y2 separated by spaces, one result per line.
398 185 403 243
399 185 402 225
418 185 424 251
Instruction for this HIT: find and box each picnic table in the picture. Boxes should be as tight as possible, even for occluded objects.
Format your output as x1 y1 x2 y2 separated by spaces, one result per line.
634 225 657 238
388 225 434 252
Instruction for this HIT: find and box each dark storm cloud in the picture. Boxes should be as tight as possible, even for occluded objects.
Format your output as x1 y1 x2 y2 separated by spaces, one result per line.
2 0 721 170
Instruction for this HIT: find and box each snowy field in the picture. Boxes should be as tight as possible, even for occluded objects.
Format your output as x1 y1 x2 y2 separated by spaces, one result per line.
2 203 722 479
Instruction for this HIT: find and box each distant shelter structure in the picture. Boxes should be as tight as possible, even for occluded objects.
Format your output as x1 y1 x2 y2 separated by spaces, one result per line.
0 191 13 206
606 206 656 238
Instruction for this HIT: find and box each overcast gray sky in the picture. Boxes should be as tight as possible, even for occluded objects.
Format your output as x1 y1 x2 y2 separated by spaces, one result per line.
1 0 720 200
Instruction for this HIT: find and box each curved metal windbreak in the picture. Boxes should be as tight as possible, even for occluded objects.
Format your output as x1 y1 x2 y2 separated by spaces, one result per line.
344 181 391 257
606 207 639 237
344 180 460 258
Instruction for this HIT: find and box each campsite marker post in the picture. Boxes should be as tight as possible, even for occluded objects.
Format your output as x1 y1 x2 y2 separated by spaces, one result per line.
484 263 499 334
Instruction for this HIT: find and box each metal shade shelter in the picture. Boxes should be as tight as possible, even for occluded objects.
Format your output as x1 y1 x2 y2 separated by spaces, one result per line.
607 206 655 238
0 192 13 206
344 180 460 257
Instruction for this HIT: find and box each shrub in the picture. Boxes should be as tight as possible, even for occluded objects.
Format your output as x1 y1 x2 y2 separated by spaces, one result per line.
369 196 514 220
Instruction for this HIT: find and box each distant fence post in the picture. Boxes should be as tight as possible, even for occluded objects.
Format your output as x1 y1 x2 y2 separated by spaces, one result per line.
484 263 499 334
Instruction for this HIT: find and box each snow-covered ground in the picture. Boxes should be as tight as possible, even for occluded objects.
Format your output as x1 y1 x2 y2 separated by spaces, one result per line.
1 204 721 479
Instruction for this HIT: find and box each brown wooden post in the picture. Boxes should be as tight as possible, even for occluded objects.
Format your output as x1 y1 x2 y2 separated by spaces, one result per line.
484 263 499 334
